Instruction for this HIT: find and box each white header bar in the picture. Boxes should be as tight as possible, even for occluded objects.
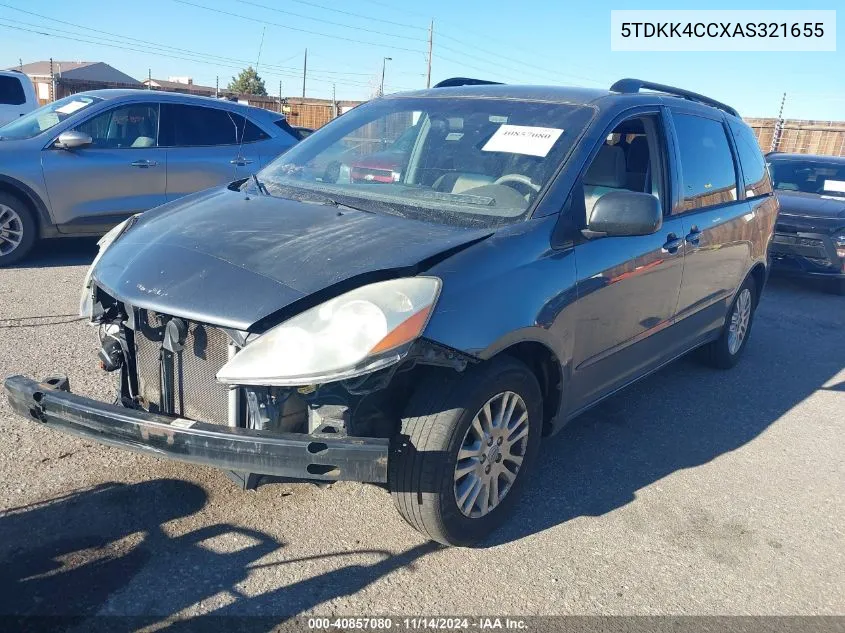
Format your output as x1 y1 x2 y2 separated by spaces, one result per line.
611 10 836 51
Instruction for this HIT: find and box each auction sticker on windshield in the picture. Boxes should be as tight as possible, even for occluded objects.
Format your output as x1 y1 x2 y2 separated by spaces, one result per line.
482 124 564 157
55 100 90 115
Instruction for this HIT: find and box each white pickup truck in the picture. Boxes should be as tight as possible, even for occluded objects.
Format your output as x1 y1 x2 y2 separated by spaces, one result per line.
0 70 38 127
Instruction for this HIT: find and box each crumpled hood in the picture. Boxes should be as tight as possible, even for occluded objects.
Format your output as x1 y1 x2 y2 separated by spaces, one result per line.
93 187 491 330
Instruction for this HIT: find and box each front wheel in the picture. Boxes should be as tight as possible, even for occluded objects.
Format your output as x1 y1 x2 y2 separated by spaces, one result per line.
0 193 37 267
698 276 757 369
389 357 543 546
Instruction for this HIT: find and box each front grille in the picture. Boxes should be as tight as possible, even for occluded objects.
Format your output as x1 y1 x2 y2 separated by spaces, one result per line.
134 311 231 425
770 233 831 262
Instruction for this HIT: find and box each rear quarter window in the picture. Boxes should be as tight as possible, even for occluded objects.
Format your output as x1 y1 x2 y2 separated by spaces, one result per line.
728 120 772 198
0 75 26 106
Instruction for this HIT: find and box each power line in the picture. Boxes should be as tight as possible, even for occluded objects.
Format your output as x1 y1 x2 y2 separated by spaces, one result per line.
171 0 427 55
435 39 607 86
0 21 416 92
287 0 427 32
235 0 427 43
0 5 418 83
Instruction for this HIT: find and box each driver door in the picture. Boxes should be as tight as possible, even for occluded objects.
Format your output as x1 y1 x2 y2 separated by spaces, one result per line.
42 102 166 232
567 111 688 411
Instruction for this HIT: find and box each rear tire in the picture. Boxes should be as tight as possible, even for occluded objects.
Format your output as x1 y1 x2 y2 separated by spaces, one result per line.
698 276 757 369
389 357 543 546
0 192 37 267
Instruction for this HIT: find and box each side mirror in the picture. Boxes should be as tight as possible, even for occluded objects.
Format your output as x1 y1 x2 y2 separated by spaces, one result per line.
55 130 93 150
584 190 663 238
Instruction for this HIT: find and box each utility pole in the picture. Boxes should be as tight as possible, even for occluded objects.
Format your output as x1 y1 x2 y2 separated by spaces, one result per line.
770 92 787 153
279 80 282 113
18 58 22 72
302 48 307 98
49 57 54 102
426 19 433 88
380 57 392 97
148 68 151 89
215 76 219 99
332 83 336 119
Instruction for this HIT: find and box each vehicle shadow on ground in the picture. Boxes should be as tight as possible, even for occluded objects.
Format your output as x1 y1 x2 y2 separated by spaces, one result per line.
0 479 439 629
489 277 844 545
11 237 99 269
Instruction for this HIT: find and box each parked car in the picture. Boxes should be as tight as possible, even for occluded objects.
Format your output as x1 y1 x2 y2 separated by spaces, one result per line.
767 152 845 294
349 124 419 183
4 78 777 546
0 70 37 127
0 90 300 265
289 126 314 140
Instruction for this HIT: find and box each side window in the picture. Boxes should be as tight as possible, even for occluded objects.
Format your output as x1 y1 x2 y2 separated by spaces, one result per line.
580 115 665 223
728 120 772 198
76 103 159 149
672 113 738 212
159 104 239 147
0 75 26 106
231 113 269 143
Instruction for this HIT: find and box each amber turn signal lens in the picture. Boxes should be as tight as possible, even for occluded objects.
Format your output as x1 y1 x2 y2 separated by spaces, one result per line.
369 306 432 355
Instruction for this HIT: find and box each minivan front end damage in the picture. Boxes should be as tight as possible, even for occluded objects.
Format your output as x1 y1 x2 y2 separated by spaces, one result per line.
4 374 391 482
5 281 473 484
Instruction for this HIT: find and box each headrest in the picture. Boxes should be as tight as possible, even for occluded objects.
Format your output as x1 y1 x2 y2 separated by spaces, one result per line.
626 136 649 166
584 144 626 188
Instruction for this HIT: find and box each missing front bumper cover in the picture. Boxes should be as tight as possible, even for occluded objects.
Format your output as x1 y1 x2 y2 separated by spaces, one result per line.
4 375 389 483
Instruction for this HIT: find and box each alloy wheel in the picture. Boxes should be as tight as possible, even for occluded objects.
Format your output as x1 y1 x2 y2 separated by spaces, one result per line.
727 288 752 355
453 391 530 518
0 204 24 256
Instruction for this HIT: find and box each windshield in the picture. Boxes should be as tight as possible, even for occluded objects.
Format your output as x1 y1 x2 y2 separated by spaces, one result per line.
0 94 103 140
256 97 595 228
769 158 845 198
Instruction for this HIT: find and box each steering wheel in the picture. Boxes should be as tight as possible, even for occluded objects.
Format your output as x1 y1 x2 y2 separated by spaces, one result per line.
494 173 541 192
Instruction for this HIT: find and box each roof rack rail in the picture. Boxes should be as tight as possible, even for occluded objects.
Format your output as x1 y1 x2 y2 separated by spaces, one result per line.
433 77 504 88
610 78 739 117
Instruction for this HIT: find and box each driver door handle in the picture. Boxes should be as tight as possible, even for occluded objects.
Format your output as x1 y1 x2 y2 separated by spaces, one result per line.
663 233 684 253
686 226 702 246
130 159 157 168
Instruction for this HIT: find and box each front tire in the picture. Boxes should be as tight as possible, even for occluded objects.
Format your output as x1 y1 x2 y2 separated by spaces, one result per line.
389 357 542 546
0 192 37 267
698 276 757 369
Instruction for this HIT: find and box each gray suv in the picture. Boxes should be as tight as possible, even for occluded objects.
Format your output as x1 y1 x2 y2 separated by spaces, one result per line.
0 90 298 264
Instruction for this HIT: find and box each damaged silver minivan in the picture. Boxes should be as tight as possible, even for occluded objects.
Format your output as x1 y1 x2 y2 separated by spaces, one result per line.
4 79 777 545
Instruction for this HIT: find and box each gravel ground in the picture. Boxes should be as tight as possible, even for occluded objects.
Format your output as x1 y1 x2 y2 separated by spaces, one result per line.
0 238 842 621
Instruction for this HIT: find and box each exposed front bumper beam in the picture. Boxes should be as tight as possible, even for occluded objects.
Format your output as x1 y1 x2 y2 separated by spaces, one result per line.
4 375 389 483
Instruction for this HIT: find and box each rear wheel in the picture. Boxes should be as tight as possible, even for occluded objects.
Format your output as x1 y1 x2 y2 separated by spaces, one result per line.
389 357 542 546
698 276 757 369
0 193 37 266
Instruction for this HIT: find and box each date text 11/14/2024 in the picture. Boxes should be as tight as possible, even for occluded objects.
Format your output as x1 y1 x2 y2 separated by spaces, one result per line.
307 617 529 630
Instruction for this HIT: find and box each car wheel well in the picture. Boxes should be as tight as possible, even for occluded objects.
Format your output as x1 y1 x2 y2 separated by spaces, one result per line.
749 263 766 304
496 341 561 435
0 182 40 231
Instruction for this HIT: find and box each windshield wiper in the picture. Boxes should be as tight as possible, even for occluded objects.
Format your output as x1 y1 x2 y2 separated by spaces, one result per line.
294 191 375 214
251 173 270 196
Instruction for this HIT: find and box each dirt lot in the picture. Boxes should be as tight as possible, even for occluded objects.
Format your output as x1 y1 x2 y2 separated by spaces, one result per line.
0 238 843 621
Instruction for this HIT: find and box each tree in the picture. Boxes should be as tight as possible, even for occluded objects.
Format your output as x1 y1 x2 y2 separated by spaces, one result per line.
227 66 267 96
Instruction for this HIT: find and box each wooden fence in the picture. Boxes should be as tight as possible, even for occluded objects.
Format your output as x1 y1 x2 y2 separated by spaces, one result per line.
745 117 845 156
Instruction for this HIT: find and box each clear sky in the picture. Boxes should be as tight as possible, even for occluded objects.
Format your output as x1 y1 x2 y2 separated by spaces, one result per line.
0 0 842 119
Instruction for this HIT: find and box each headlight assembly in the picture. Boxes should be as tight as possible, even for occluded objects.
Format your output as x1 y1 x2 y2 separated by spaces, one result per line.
834 233 845 258
78 214 140 318
216 277 441 386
